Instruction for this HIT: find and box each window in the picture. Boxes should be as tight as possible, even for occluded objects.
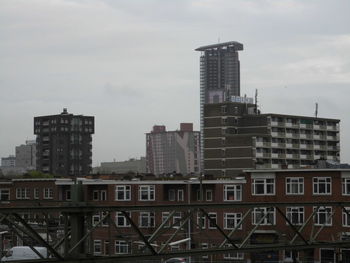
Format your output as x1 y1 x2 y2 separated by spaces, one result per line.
252 207 275 225
197 213 206 229
286 177 304 195
116 212 131 227
284 250 299 261
343 208 350 227
44 188 53 199
208 212 217 229
101 190 107 201
206 190 213 201
94 240 102 255
313 177 331 195
286 207 304 225
0 189 10 201
314 207 332 226
115 240 129 254
343 178 350 195
224 185 242 201
224 213 242 229
139 185 155 201
201 243 209 259
66 190 71 201
252 178 275 195
93 190 99 201
115 185 131 201
224 244 244 259
173 212 182 228
92 213 100 226
169 189 175 201
34 188 39 199
92 212 108 227
162 212 171 227
16 188 30 199
178 189 184 201
139 212 155 228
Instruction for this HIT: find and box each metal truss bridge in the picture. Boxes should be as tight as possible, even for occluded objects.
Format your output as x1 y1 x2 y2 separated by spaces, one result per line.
1 201 350 262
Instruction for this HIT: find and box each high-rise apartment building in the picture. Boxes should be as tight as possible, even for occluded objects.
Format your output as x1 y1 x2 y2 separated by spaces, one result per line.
34 108 94 177
196 41 244 171
204 101 340 177
146 123 201 175
15 140 36 170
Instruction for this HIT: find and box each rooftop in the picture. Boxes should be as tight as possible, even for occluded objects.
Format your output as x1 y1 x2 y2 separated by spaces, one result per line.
195 41 244 51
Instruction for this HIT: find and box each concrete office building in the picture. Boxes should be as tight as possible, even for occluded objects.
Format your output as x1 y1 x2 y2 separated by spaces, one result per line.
204 100 340 177
15 140 36 170
146 123 201 175
34 108 94 177
196 41 244 171
1 155 16 167
96 157 147 174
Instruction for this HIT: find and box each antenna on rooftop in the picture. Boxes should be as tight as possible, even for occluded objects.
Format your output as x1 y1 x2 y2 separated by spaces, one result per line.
255 89 258 114
315 102 318 118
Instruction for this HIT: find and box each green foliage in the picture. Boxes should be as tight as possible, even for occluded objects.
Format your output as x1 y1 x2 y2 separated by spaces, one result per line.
24 171 54 178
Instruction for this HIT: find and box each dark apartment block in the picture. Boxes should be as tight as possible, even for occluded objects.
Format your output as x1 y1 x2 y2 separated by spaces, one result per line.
34 108 94 177
204 102 340 177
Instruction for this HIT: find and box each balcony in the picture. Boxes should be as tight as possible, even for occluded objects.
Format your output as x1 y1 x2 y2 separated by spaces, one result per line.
271 164 279 169
300 144 307 149
286 133 293 138
300 134 307 139
271 142 278 147
256 152 271 158
271 153 279 158
300 154 307 159
314 145 320 150
286 154 293 159
327 136 338 141
313 135 320 140
286 143 293 148
271 132 278 137
313 124 320 130
327 125 339 131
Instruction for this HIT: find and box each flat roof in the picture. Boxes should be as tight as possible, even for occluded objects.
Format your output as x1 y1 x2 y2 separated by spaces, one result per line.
244 169 350 173
261 113 340 122
195 41 244 51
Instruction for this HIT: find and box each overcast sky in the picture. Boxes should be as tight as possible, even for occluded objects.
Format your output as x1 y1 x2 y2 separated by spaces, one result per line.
1 0 350 166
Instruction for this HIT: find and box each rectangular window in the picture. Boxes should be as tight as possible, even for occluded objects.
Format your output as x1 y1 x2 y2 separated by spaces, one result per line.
314 207 332 226
343 178 350 195
94 240 102 255
313 177 331 195
252 207 275 225
93 190 99 201
224 244 244 259
162 212 171 228
224 185 242 201
139 212 155 228
16 188 30 199
286 207 304 225
92 213 100 226
43 188 53 199
208 212 217 229
284 250 299 261
169 189 175 201
201 243 209 259
115 240 129 254
343 208 350 227
66 190 71 201
115 212 131 227
178 189 184 201
173 212 182 228
206 190 213 201
0 189 10 201
34 188 39 199
101 190 107 201
252 178 275 195
224 213 242 229
115 185 131 201
286 177 304 195
139 185 155 201
197 213 206 229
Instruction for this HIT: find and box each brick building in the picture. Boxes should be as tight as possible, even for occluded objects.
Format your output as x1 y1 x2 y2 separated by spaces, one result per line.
1 169 350 262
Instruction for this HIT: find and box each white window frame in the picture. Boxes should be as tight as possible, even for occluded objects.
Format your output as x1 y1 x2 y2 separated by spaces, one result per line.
313 177 331 195
34 188 39 199
286 177 304 195
223 185 242 201
284 250 299 261
115 212 131 227
139 185 155 201
314 206 332 226
16 188 30 200
115 240 129 254
43 188 53 199
173 212 182 228
252 178 275 195
286 207 304 225
224 244 244 259
197 213 206 229
342 207 350 227
252 207 276 225
115 185 131 201
139 212 155 228
343 178 350 195
224 213 242 230
206 189 213 201
93 240 102 255
161 212 171 228
101 190 107 201
208 212 217 229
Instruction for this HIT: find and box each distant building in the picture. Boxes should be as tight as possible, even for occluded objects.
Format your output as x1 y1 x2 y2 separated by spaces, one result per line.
204 100 340 177
1 155 16 167
15 140 36 170
34 108 94 177
146 123 201 175
196 41 244 171
96 157 146 174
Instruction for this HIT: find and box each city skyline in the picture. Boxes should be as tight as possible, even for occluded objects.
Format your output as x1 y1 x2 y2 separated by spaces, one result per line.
1 0 350 166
